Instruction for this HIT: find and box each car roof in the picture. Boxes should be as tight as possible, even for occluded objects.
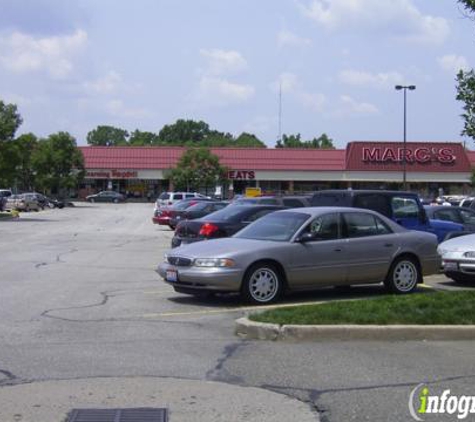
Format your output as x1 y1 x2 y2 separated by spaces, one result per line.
311 189 416 197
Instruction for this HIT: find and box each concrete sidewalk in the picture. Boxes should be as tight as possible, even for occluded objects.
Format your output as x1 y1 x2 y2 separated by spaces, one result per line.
0 377 319 422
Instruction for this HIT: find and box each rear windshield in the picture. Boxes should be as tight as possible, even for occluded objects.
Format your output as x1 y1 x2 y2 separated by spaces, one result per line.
158 193 170 200
202 206 253 222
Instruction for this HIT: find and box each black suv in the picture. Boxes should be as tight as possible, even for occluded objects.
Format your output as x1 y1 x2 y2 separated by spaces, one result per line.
310 190 464 242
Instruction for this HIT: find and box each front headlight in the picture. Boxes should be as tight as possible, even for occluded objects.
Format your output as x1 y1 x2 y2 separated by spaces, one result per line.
437 247 448 256
194 258 235 267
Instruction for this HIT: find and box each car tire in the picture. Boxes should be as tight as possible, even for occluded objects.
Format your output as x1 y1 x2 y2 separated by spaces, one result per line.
169 225 176 230
384 256 420 294
241 262 283 305
113 198 119 204
89 198 95 203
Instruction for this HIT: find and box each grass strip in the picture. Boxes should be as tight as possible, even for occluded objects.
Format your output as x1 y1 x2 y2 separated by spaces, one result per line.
250 291 475 325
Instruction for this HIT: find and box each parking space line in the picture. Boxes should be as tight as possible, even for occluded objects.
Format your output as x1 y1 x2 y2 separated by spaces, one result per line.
142 300 329 318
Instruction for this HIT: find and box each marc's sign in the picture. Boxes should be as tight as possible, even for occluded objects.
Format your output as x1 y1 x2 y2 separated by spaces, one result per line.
362 147 456 164
346 142 471 172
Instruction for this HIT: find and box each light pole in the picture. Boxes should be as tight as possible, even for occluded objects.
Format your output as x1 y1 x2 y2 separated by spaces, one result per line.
395 84 416 190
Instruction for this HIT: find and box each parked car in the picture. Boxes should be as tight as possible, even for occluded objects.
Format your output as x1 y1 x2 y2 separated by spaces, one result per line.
86 191 126 203
152 198 213 226
438 233 475 284
424 205 475 232
157 207 440 304
232 195 310 207
171 204 284 248
5 193 41 212
460 197 475 209
310 190 464 242
169 201 229 229
155 192 209 209
0 189 12 212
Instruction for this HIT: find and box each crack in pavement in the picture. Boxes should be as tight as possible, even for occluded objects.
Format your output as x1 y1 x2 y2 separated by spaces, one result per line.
260 373 475 422
40 289 207 327
0 369 18 387
205 341 248 384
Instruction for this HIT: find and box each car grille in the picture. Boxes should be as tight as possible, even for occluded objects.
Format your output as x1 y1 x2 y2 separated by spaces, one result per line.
167 256 192 267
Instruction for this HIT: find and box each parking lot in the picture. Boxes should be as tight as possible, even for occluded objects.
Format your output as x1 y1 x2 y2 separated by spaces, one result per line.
0 203 474 421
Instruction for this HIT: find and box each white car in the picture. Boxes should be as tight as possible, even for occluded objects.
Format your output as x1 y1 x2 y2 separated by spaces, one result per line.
154 192 209 210
438 233 475 284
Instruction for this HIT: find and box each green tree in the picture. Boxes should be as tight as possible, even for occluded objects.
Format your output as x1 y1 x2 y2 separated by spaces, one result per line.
276 133 335 149
15 133 39 191
0 100 23 186
129 130 159 146
234 132 266 148
157 119 210 145
456 69 475 140
86 125 129 146
459 0 475 15
168 148 228 192
33 132 85 195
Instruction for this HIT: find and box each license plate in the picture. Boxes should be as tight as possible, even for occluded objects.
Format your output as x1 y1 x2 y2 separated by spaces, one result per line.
166 270 178 282
444 261 458 271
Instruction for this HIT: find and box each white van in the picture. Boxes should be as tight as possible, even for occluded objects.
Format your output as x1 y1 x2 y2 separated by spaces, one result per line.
155 192 209 209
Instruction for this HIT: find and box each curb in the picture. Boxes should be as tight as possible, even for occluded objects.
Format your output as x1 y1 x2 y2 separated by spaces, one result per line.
235 317 475 341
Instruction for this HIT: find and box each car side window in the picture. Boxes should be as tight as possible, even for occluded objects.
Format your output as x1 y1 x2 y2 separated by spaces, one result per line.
283 198 305 207
460 209 475 224
391 197 419 218
174 194 183 200
259 198 279 205
354 194 391 217
302 213 339 240
343 212 392 238
185 194 195 199
434 209 461 224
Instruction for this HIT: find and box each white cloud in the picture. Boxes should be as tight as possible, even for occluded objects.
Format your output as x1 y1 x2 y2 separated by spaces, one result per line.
200 49 248 75
339 69 404 88
277 29 312 47
197 76 255 106
336 95 380 116
272 73 326 112
106 100 152 119
298 0 449 44
438 55 470 74
84 71 123 95
0 29 87 78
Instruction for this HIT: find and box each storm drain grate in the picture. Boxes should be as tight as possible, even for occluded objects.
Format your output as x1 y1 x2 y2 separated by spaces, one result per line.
67 408 168 422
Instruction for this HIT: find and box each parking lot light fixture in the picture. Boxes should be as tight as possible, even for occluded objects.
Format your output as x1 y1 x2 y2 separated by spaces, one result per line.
395 85 416 190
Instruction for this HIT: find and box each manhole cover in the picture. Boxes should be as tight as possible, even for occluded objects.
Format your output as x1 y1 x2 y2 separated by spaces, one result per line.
67 408 168 422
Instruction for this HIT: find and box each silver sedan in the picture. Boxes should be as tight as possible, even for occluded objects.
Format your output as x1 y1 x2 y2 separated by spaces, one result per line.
438 233 475 284
156 207 440 304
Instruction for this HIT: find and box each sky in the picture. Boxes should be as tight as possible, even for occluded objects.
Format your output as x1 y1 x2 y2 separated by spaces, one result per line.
0 0 474 149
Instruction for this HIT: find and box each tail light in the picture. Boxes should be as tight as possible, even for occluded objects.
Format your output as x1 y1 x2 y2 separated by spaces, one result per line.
199 223 219 237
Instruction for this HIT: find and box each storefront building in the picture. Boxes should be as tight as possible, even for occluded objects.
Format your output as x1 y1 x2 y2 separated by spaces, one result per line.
79 141 475 199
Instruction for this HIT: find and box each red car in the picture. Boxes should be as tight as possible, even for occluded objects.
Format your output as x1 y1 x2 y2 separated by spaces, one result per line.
152 198 213 226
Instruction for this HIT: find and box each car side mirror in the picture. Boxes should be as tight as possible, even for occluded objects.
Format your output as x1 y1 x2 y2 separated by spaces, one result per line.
296 232 317 243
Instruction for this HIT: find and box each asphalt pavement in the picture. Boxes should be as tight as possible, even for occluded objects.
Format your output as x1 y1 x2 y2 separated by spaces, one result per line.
0 203 474 422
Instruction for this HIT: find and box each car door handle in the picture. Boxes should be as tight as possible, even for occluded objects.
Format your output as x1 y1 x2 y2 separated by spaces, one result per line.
384 243 394 247
334 248 343 252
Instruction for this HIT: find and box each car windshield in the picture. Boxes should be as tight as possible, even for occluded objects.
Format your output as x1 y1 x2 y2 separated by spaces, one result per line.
235 211 310 241
186 202 209 211
173 200 194 210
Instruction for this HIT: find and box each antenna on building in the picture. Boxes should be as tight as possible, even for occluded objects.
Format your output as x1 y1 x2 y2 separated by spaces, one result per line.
278 80 282 145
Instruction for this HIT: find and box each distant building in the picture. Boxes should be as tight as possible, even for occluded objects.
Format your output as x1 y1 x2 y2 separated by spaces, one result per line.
79 141 475 198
